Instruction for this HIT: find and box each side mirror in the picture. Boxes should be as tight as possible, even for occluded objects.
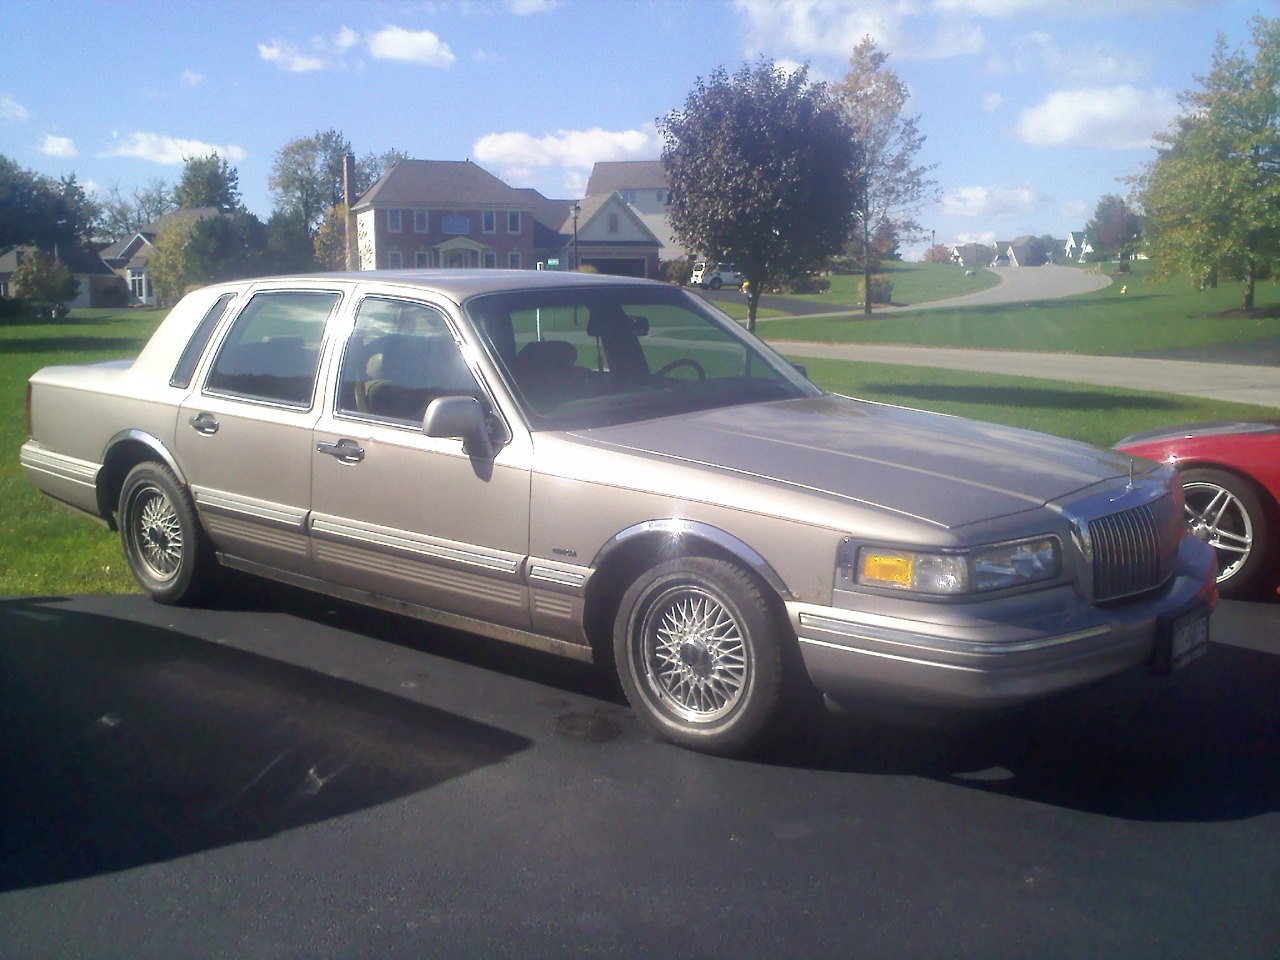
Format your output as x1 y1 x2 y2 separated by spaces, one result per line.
626 314 650 336
423 396 494 459
791 362 809 378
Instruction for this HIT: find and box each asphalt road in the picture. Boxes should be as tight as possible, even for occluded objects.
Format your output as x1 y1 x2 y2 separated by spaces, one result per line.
1 586 1277 959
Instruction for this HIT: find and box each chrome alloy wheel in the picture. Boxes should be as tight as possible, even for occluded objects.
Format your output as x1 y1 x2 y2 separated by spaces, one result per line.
637 585 751 724
1183 479 1253 584
130 484 185 581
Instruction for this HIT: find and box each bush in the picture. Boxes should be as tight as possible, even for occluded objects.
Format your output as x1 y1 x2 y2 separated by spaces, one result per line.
859 275 894 304
779 275 830 294
0 297 34 322
661 257 694 286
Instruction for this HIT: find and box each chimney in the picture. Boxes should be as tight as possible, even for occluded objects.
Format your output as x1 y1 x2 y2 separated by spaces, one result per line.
342 153 358 271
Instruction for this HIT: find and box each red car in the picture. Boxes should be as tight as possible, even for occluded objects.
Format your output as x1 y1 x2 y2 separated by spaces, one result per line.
1117 421 1280 598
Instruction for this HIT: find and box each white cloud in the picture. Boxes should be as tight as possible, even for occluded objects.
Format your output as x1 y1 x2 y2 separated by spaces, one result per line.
982 92 1003 112
987 32 1151 83
334 26 361 50
367 26 456 67
258 41 327 72
506 0 563 13
942 184 1042 218
1 94 30 122
1017 85 1179 150
102 132 248 165
181 70 205 88
40 135 77 158
473 126 659 183
732 0 984 61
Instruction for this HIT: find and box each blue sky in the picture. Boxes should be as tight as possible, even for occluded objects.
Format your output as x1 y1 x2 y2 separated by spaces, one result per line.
1 0 1272 254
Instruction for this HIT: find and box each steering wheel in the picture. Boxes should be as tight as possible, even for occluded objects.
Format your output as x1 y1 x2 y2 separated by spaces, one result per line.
653 357 707 380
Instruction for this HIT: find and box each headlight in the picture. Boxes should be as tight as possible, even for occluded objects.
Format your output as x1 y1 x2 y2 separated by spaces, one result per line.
854 537 1061 595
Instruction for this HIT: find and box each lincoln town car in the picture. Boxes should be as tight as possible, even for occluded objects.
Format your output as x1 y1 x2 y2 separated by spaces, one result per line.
21 271 1217 755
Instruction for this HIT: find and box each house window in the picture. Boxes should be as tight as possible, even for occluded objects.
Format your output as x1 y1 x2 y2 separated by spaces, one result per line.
656 191 665 203
621 190 636 204
508 251 521 269
388 209 403 233
129 268 149 301
483 252 497 268
442 213 470 235
482 211 496 234
387 250 403 269
415 250 429 268
0 281 8 298
414 209 428 233
607 212 619 235
507 211 521 234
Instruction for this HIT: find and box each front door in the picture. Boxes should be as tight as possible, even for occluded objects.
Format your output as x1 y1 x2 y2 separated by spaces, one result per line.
309 294 533 629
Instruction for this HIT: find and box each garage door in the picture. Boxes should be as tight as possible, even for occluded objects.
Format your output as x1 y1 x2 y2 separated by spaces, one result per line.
581 258 647 278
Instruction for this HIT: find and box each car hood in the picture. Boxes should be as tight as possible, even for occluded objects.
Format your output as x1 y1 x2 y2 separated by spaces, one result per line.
571 395 1137 529
1117 419 1280 446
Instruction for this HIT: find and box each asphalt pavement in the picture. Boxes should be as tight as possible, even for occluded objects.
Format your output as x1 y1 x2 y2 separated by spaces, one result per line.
1 586 1277 959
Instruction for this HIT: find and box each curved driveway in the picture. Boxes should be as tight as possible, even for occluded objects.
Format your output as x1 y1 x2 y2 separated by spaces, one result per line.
890 264 1111 311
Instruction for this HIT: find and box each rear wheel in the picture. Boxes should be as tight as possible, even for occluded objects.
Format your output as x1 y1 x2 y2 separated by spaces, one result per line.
119 462 215 605
614 557 787 756
708 277 723 290
1181 467 1271 597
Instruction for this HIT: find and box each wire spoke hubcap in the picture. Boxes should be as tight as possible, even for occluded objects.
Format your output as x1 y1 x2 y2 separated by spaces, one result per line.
639 585 749 724
1183 481 1252 582
134 488 184 580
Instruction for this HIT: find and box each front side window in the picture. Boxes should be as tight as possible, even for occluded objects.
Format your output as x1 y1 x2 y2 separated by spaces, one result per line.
507 211 521 234
508 251 522 269
387 250 403 269
466 285 815 431
414 209 428 233
205 290 338 407
336 297 483 424
483 252 497 268
415 250 429 268
482 210 496 234
388 209 403 233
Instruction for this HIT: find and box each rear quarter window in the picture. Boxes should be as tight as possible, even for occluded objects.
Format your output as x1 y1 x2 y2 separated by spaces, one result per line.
170 292 236 389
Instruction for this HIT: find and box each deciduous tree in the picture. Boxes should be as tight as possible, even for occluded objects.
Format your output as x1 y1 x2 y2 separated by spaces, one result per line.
1085 195 1142 260
0 156 99 254
95 179 175 241
832 37 939 315
11 248 79 315
1140 15 1280 311
660 59 862 332
922 244 952 264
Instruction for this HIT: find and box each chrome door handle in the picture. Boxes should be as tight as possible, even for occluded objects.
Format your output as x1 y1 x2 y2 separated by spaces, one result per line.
188 412 219 435
316 438 365 464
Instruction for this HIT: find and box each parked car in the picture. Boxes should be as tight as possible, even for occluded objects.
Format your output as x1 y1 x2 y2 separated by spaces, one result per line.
1117 421 1280 597
22 271 1216 755
690 262 745 290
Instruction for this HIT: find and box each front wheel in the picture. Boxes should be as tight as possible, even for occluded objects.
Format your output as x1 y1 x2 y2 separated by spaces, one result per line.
708 277 723 290
1181 467 1271 597
119 462 215 605
614 557 787 756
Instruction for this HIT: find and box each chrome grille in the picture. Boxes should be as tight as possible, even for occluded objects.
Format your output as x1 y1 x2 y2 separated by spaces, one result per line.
1089 493 1181 601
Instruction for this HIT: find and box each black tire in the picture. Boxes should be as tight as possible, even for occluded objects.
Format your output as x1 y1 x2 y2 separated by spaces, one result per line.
118 462 215 605
1181 467 1272 598
614 557 788 756
708 277 723 290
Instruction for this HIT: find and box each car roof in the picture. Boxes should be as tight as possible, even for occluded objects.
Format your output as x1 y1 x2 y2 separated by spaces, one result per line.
283 268 664 302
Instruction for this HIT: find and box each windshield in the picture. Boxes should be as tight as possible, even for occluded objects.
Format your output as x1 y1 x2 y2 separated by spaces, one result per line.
464 284 817 430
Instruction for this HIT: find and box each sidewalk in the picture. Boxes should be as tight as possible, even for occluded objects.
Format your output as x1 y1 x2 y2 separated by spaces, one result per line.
768 340 1280 410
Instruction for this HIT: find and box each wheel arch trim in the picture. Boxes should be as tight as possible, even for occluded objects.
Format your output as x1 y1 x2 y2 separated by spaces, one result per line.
97 430 189 526
590 519 792 599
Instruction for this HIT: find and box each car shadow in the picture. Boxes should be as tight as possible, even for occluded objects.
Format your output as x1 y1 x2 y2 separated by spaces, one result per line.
3 336 147 354
769 639 1280 823
0 596 531 893
864 383 1184 412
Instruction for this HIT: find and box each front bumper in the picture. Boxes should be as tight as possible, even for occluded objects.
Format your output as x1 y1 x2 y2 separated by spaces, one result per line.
790 535 1217 711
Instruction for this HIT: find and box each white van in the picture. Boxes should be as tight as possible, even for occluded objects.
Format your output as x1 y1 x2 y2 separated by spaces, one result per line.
690 262 745 290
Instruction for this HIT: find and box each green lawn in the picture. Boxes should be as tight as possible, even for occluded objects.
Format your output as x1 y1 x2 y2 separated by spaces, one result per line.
796 357 1280 448
763 261 1280 354
786 261 1001 308
2 308 166 596
5 300 1277 597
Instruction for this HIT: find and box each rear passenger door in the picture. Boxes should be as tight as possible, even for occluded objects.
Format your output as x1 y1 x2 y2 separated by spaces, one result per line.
309 295 533 629
176 287 341 574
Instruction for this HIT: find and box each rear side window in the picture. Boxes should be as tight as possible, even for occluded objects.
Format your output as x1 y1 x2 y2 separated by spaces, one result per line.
170 292 236 389
205 290 339 407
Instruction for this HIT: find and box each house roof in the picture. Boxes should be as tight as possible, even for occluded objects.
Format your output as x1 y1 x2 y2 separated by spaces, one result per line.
99 207 220 262
354 160 531 209
0 243 117 276
585 160 669 196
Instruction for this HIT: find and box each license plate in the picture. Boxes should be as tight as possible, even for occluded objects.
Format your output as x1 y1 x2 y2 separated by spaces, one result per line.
1152 606 1210 674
